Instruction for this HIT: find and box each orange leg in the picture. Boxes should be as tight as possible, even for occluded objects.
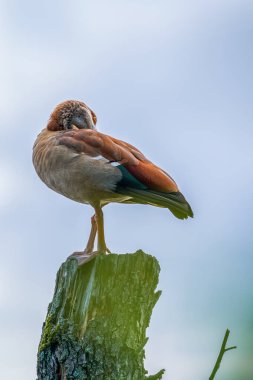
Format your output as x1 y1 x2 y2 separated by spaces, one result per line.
94 205 107 254
70 206 110 264
84 214 97 254
69 213 98 264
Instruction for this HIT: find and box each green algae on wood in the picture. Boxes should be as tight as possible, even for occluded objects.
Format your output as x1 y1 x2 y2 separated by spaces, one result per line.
37 250 164 380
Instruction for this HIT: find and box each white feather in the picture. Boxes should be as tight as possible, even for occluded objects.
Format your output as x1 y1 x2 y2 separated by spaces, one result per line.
110 161 120 167
90 155 105 160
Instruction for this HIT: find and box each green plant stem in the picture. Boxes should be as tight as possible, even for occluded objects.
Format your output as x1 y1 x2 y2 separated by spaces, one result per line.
209 329 237 380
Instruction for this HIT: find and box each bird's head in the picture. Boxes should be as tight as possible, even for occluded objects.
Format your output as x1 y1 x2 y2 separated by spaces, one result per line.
47 100 97 131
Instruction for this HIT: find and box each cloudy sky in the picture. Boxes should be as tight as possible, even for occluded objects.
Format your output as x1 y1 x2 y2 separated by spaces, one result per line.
0 1 253 379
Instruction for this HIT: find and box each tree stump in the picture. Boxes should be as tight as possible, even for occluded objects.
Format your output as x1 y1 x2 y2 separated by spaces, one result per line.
37 250 165 380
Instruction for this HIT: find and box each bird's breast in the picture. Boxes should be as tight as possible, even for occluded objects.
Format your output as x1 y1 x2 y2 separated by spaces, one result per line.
32 129 126 204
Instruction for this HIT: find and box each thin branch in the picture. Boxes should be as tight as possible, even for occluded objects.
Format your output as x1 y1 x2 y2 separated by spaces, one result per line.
224 346 237 352
209 329 237 380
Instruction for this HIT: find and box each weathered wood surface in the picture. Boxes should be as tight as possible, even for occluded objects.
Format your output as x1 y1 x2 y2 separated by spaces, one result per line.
37 250 165 380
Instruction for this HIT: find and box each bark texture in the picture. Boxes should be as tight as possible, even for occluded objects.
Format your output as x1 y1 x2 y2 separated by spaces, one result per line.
37 250 164 380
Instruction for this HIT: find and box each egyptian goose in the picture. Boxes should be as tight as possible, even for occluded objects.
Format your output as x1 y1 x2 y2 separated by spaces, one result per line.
33 100 193 258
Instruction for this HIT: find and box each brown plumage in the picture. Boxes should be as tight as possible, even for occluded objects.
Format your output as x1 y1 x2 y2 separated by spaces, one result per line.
57 129 179 192
33 100 193 256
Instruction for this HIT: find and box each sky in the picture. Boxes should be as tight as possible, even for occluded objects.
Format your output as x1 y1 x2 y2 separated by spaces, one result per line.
0 1 253 379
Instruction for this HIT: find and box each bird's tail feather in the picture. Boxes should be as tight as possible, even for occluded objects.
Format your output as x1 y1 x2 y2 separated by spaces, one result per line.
117 187 193 219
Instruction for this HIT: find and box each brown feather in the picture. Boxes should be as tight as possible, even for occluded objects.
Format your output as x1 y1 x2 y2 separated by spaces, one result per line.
58 129 179 192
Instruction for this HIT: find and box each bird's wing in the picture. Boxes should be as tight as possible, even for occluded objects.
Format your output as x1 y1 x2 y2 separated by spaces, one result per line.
57 129 193 219
58 129 178 191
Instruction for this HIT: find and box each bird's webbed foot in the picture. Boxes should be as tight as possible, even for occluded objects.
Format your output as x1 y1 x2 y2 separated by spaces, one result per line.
68 250 100 266
91 246 111 255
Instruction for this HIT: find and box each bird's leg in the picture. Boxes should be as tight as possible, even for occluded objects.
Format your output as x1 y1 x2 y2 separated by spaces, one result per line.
94 205 107 254
69 206 110 264
69 215 99 265
84 214 97 254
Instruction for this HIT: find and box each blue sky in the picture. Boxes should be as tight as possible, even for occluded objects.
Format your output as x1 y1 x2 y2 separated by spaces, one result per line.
0 1 253 379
